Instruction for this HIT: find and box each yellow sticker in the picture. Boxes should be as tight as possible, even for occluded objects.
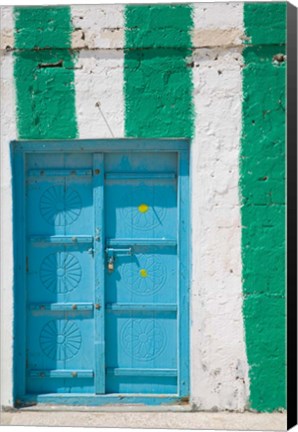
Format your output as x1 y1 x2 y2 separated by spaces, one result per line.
138 203 149 213
139 269 148 278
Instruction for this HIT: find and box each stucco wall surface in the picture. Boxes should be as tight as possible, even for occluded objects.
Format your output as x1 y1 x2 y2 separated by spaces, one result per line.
0 3 286 414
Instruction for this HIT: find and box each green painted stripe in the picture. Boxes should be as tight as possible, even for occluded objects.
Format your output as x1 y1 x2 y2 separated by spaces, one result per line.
241 2 286 412
124 5 193 138
14 7 77 139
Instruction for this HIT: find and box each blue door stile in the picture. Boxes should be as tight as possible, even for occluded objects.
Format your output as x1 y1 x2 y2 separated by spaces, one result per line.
13 150 26 401
177 150 190 398
12 139 190 407
93 153 105 393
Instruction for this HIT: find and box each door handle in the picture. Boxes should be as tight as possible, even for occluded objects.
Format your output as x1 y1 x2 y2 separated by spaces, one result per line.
105 248 132 255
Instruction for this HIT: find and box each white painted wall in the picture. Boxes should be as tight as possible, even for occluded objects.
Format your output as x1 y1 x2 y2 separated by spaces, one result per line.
0 6 17 408
190 3 249 411
0 3 249 410
71 5 125 138
74 50 125 138
71 5 124 50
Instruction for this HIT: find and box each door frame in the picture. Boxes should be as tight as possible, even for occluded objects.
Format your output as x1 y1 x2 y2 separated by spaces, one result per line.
12 139 190 406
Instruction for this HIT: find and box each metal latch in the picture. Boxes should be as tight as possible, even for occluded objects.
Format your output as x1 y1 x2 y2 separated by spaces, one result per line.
105 247 132 273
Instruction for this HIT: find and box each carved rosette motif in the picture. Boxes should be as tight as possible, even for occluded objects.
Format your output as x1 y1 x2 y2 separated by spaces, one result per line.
40 320 82 361
121 319 166 361
40 252 82 293
119 188 167 231
121 254 167 296
40 186 81 226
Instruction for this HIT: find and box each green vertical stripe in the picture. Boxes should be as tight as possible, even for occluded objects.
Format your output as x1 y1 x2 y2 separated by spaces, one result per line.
241 2 286 412
14 7 77 139
124 5 193 137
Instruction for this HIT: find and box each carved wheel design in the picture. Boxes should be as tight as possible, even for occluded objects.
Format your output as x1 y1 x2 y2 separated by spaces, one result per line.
40 186 81 226
121 254 167 296
40 253 82 293
40 320 82 361
121 319 166 361
119 189 167 231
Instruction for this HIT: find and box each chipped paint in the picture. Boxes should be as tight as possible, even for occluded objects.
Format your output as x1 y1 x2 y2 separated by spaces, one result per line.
192 29 243 47
71 5 124 49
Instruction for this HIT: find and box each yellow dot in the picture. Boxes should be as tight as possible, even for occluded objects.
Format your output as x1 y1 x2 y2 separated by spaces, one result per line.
138 203 149 213
139 269 148 278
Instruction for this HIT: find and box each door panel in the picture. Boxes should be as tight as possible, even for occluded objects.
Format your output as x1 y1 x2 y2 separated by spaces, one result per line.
105 313 177 393
27 175 93 235
105 313 177 364
105 249 177 304
26 315 95 394
104 152 177 174
27 244 93 304
27 377 95 395
105 181 177 239
106 375 177 394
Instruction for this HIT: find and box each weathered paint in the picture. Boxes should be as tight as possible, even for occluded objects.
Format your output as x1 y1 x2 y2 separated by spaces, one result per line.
241 2 286 412
124 4 193 138
14 6 77 139
71 5 124 50
191 3 249 411
192 2 243 47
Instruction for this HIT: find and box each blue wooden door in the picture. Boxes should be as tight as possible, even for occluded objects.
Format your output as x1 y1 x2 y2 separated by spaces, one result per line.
104 152 179 394
17 141 189 401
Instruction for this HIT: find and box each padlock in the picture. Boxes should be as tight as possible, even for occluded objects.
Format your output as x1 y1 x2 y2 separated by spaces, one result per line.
108 256 115 272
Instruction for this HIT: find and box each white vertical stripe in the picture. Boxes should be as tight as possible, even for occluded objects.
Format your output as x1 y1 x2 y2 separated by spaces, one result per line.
190 3 249 410
71 5 125 139
193 2 243 29
0 6 17 408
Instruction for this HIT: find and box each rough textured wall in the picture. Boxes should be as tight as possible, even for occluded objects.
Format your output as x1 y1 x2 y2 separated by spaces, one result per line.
190 3 249 412
14 7 77 139
241 2 286 412
124 5 193 137
71 5 125 138
0 3 287 412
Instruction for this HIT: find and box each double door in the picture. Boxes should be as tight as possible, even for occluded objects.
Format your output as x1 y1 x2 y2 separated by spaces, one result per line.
14 142 189 401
